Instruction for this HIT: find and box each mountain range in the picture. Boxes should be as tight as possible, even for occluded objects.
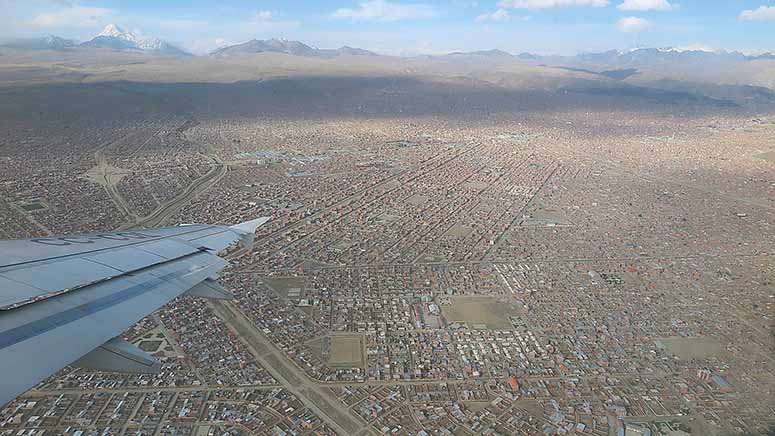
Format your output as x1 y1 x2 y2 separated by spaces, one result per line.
435 46 775 64
210 38 377 58
1 31 773 107
1 35 77 51
2 29 773 71
531 47 775 64
443 49 515 60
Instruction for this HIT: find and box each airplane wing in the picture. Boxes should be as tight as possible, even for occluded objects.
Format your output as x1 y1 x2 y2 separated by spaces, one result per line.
0 217 269 407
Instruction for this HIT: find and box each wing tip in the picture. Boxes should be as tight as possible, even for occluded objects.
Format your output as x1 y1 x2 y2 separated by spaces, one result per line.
230 217 270 234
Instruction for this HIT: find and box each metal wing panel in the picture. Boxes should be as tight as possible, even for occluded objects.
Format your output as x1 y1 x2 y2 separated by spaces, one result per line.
0 225 215 269
186 231 242 253
134 239 201 259
0 221 260 273
0 251 226 407
85 247 167 273
172 227 245 253
0 235 208 310
180 218 268 253
0 232 165 268
134 224 213 239
0 277 43 310
1 258 122 293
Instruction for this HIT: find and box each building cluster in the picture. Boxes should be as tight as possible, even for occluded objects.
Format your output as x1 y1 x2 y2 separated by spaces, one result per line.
0 388 335 436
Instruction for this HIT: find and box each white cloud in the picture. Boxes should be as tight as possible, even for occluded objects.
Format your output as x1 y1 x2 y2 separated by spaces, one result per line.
739 5 775 21
497 0 609 10
241 10 300 33
476 9 512 22
255 10 275 21
184 36 231 54
157 19 205 31
30 4 113 28
332 0 438 22
617 0 674 11
616 16 651 33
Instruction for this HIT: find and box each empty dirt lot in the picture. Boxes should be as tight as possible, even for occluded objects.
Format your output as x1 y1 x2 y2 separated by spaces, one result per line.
328 335 364 368
441 296 520 330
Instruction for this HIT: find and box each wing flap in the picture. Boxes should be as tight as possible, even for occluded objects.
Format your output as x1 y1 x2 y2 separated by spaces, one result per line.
185 278 233 300
0 258 122 310
73 337 162 374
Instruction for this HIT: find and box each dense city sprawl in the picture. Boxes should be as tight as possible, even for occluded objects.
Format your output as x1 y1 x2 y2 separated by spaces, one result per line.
0 79 773 436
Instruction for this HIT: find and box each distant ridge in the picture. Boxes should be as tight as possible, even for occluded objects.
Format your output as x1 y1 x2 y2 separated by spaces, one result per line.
522 47 775 64
2 32 772 64
1 35 76 51
210 38 377 58
517 52 540 60
429 47 774 63
331 46 378 57
446 49 515 59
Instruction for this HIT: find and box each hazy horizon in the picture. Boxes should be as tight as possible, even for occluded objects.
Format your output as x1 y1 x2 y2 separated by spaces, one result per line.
2 0 774 56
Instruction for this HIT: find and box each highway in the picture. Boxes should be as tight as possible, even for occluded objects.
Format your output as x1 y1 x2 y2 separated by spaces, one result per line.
211 300 370 436
118 157 228 231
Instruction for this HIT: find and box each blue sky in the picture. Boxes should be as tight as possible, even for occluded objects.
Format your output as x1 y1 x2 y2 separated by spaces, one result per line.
2 0 774 55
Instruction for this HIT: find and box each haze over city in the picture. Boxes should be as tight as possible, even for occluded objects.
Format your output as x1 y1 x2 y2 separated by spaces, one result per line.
0 1 773 436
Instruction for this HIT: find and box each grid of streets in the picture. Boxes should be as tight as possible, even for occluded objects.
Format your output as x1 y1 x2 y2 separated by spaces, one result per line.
0 108 773 436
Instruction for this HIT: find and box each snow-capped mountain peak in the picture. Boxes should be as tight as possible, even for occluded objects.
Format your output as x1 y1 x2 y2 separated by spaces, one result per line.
98 23 127 39
96 24 154 48
86 24 189 55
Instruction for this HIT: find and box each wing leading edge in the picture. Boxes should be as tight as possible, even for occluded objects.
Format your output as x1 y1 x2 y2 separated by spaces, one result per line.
0 217 268 407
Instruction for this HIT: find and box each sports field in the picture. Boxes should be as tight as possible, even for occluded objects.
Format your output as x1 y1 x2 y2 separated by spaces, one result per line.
656 337 729 360
754 150 775 163
442 297 519 330
328 335 364 367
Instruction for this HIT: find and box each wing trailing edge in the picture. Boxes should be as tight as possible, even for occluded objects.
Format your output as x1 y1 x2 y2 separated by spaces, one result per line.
229 217 270 248
230 217 270 234
185 278 234 300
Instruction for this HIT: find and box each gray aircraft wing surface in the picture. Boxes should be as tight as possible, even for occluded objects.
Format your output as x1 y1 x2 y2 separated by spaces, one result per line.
0 217 269 407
